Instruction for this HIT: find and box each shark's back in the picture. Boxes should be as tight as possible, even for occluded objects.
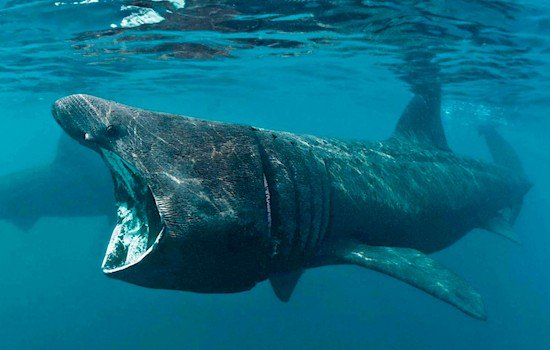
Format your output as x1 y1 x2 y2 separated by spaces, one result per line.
259 84 531 255
322 137 530 252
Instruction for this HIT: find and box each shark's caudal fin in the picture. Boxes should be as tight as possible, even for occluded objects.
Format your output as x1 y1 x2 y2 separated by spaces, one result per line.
392 85 449 151
310 240 486 320
479 125 525 176
479 125 529 243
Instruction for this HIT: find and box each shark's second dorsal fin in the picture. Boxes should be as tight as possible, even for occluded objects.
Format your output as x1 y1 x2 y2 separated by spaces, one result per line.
393 86 449 151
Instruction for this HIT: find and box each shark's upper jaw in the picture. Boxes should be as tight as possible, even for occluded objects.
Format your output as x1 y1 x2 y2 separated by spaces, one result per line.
100 148 164 274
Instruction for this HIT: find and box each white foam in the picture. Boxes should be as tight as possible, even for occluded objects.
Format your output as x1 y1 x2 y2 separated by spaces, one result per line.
54 0 98 6
153 0 186 10
120 6 165 28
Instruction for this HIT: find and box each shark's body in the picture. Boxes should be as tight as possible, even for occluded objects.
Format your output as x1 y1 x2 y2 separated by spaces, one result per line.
52 91 530 320
0 135 113 230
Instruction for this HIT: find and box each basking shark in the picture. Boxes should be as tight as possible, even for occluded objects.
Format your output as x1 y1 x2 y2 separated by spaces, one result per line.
0 134 114 230
52 91 530 320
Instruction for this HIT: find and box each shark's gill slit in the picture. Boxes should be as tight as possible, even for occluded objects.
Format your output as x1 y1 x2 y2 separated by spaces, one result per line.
100 149 163 273
254 136 278 239
263 173 272 233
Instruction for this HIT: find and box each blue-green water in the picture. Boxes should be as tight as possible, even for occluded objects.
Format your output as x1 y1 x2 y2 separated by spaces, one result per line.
1 1 549 349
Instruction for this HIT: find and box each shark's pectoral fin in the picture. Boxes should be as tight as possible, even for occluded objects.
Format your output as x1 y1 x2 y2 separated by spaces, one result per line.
481 208 522 244
310 240 486 320
270 269 304 302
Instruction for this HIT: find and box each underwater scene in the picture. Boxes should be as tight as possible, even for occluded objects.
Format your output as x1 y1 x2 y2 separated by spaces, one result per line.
1 0 549 349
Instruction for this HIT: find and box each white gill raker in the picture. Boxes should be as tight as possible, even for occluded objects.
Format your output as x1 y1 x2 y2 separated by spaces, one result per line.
102 149 138 195
126 230 149 265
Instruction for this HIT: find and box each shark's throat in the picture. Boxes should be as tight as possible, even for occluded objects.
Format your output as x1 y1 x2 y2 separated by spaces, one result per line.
100 149 163 273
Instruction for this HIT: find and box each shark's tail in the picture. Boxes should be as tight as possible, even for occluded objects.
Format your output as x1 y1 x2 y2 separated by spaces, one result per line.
478 124 530 243
479 124 525 178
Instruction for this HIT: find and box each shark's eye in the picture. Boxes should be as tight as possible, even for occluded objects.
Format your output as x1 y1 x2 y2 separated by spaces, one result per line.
105 125 118 137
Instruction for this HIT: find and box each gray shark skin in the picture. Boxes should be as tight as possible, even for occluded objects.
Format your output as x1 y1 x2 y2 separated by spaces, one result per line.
0 134 114 230
52 93 531 320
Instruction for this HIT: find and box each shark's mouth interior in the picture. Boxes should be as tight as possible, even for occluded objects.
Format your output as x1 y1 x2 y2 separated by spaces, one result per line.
100 149 164 273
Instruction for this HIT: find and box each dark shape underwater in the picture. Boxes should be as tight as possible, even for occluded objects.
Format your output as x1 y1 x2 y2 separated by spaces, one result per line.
51 91 531 320
0 134 113 230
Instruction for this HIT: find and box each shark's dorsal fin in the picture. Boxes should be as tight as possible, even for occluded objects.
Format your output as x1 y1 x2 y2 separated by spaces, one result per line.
311 240 486 320
393 86 449 150
270 270 304 302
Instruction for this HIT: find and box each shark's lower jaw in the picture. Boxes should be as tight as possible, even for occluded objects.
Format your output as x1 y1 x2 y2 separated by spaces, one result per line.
100 149 164 274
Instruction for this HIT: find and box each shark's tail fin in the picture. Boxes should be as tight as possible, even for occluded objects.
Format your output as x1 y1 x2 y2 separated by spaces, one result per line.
478 124 530 243
478 124 525 177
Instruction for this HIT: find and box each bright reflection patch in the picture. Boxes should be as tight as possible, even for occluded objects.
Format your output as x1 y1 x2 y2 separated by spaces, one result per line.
100 149 163 272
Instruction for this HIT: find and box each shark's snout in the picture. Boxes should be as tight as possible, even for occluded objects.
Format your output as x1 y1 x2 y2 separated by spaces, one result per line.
53 94 88 139
52 94 112 143
52 94 88 123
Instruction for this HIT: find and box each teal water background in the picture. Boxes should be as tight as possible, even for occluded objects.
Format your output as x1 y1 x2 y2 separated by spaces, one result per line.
1 1 550 349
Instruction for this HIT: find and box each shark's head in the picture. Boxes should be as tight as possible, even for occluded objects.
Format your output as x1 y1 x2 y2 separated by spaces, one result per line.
52 94 271 293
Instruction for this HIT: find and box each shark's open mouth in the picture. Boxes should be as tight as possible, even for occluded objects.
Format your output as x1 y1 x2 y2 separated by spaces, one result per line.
100 149 164 273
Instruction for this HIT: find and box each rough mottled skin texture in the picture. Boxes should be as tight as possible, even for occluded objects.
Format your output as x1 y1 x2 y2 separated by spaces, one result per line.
54 95 271 292
52 94 530 319
258 130 528 258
